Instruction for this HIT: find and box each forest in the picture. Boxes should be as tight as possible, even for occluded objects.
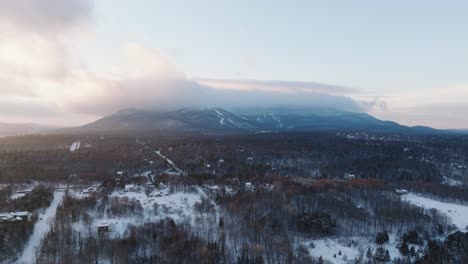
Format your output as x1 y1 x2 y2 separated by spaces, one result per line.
0 131 467 263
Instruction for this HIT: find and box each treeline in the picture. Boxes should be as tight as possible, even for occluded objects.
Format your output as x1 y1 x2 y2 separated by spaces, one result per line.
34 178 455 263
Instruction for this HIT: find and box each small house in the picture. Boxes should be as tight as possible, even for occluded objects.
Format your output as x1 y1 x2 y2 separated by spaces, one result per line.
395 189 409 195
98 223 111 234
124 184 135 192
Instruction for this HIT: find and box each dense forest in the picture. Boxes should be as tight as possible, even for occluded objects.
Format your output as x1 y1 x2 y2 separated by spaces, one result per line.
0 132 467 263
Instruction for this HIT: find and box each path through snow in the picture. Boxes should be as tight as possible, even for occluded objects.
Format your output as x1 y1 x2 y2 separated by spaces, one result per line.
16 191 65 264
156 150 183 175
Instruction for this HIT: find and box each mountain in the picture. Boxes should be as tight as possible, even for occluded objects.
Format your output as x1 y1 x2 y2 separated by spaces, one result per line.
68 107 440 135
0 123 46 137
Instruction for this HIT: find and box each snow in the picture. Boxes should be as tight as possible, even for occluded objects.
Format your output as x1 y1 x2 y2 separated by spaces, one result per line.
299 234 409 264
10 192 27 199
402 193 468 230
442 176 464 187
300 238 360 264
155 150 183 175
110 186 205 222
212 108 239 127
212 109 226 125
16 191 65 264
69 141 81 152
269 113 283 127
72 186 212 239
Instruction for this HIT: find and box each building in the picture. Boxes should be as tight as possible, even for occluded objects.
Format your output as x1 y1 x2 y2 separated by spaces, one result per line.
124 184 135 192
395 189 409 195
344 173 356 180
0 211 31 222
98 222 113 234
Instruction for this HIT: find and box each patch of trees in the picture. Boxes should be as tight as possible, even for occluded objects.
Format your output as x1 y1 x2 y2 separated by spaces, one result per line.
0 186 53 212
417 231 468 264
297 212 337 236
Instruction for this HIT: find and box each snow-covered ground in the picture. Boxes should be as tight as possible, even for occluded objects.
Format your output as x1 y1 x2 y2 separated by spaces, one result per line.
402 193 468 230
299 234 410 264
10 192 28 200
301 238 361 264
72 186 214 239
16 191 65 264
442 176 464 187
155 150 183 175
69 141 81 152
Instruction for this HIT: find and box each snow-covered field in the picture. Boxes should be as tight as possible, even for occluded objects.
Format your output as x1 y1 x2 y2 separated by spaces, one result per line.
155 150 183 175
301 238 361 264
299 234 408 264
72 186 214 239
69 141 81 152
402 193 468 230
16 191 65 264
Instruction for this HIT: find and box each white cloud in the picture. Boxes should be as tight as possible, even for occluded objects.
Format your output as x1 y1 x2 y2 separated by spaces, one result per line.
1 0 464 129
367 85 468 128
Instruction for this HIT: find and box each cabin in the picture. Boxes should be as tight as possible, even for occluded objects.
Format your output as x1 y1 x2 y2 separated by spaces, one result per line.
245 182 255 191
395 189 409 195
0 211 31 222
98 222 112 234
124 184 135 192
344 173 356 180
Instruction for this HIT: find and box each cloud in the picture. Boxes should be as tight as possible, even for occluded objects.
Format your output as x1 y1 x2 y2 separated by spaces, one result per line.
0 0 93 35
0 0 94 124
368 85 468 128
197 78 358 95
47 44 364 117
197 80 362 112
0 0 368 125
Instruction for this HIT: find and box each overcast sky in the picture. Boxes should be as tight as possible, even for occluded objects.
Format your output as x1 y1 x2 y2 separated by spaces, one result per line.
0 0 467 128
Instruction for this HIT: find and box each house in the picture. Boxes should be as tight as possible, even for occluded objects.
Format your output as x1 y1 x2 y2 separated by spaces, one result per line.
124 184 135 192
395 189 409 195
0 211 31 222
81 187 96 194
98 222 113 234
344 173 356 180
245 182 255 191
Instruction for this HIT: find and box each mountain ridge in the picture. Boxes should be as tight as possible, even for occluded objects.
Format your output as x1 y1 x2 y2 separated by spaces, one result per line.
65 107 441 135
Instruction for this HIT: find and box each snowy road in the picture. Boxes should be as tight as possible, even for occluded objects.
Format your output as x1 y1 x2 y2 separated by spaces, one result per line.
16 191 65 264
156 150 183 175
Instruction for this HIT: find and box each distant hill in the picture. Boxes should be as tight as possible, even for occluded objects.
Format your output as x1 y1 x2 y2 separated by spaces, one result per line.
64 107 441 135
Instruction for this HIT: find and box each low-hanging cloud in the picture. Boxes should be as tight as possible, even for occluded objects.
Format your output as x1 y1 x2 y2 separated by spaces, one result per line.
0 0 93 35
0 0 372 126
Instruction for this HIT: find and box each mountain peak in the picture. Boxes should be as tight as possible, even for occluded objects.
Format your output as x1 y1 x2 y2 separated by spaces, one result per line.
69 107 440 135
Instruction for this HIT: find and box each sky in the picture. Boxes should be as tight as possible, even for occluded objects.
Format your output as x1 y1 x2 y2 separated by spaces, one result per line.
0 0 467 128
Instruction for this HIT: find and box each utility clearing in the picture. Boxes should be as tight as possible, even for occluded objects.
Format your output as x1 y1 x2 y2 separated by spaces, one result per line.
16 191 65 264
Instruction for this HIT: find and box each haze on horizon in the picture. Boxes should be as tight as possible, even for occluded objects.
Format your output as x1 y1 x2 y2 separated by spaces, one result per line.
0 0 467 129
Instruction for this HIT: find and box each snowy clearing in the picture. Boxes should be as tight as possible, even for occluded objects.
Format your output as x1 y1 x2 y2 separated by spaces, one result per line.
402 193 468 230
303 238 360 264
155 150 183 175
10 192 28 200
16 191 65 264
69 141 81 152
72 186 214 239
